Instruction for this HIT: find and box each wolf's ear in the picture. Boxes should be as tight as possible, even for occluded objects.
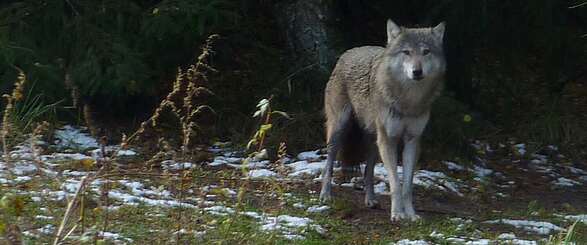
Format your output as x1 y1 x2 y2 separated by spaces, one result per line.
432 22 446 41
386 19 401 45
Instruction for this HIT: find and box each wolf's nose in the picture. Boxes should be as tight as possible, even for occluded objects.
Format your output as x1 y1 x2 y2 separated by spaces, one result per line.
412 69 423 79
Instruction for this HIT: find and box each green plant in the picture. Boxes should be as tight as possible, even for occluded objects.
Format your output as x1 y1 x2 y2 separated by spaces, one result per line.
547 221 580 245
1 69 60 166
246 97 291 152
234 97 290 219
13 86 60 133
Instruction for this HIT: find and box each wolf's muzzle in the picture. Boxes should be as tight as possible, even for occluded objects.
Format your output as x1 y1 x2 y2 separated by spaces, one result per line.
412 69 423 80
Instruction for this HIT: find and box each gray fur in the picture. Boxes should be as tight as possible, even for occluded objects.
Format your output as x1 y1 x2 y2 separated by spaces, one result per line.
321 19 446 221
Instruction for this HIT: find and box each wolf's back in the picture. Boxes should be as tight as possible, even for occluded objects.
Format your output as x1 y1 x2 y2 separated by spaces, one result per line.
325 46 383 131
326 46 383 94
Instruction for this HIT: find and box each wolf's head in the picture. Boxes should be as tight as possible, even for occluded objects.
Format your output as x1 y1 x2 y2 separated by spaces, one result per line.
383 19 446 83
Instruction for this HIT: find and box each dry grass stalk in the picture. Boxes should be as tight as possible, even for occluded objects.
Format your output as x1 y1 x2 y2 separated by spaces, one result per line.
52 135 125 244
53 174 93 245
2 68 26 164
127 34 218 158
144 138 176 170
97 136 111 238
274 142 288 176
29 121 50 175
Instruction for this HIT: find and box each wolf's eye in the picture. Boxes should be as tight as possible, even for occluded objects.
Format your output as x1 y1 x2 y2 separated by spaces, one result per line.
401 50 411 55
422 49 430 55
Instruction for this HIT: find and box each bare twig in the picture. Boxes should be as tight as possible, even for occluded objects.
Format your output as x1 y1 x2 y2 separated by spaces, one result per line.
64 0 80 16
569 1 587 8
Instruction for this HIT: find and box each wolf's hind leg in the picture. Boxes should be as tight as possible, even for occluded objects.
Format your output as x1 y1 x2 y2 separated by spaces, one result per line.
320 104 352 203
364 147 379 208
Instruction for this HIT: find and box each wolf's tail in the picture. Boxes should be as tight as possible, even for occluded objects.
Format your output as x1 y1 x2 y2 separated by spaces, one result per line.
339 114 368 178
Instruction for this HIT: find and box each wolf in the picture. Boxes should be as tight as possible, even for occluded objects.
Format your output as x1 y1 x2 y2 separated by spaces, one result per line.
320 19 446 221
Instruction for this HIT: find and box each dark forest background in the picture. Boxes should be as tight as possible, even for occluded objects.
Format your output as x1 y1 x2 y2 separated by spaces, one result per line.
1 0 586 161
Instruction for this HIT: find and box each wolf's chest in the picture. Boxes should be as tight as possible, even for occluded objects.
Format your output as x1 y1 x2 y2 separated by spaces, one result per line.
389 85 433 117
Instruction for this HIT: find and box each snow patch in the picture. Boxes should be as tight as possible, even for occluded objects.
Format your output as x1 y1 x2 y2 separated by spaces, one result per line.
497 233 517 240
89 147 137 159
204 205 235 216
108 190 195 208
207 155 244 167
10 161 38 175
306 205 329 213
414 170 464 196
293 202 306 209
227 160 269 169
562 214 587 224
260 214 325 239
485 219 563 235
99 231 134 243
161 160 193 170
552 177 581 187
394 239 429 245
287 160 325 178
248 169 278 179
54 125 99 150
471 165 493 178
261 215 312 231
566 166 587 175
443 161 465 171
513 144 527 156
296 150 322 161
373 181 388 195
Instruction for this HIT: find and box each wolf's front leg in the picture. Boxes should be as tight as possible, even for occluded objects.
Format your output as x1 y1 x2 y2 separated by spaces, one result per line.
401 112 430 221
376 126 404 221
401 134 422 221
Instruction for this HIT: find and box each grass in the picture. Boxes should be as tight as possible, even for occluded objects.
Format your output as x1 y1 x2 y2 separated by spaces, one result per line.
3 121 586 244
2 163 587 244
13 87 61 133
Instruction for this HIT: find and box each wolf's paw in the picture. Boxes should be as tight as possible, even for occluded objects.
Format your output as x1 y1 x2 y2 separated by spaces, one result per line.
365 197 379 208
390 212 407 222
390 212 420 222
405 213 421 222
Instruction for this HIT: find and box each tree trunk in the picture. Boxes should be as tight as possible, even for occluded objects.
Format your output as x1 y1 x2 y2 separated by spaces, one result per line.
275 0 336 72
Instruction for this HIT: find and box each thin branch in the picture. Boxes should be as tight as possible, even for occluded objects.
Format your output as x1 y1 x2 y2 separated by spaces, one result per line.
64 0 80 16
569 1 587 8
